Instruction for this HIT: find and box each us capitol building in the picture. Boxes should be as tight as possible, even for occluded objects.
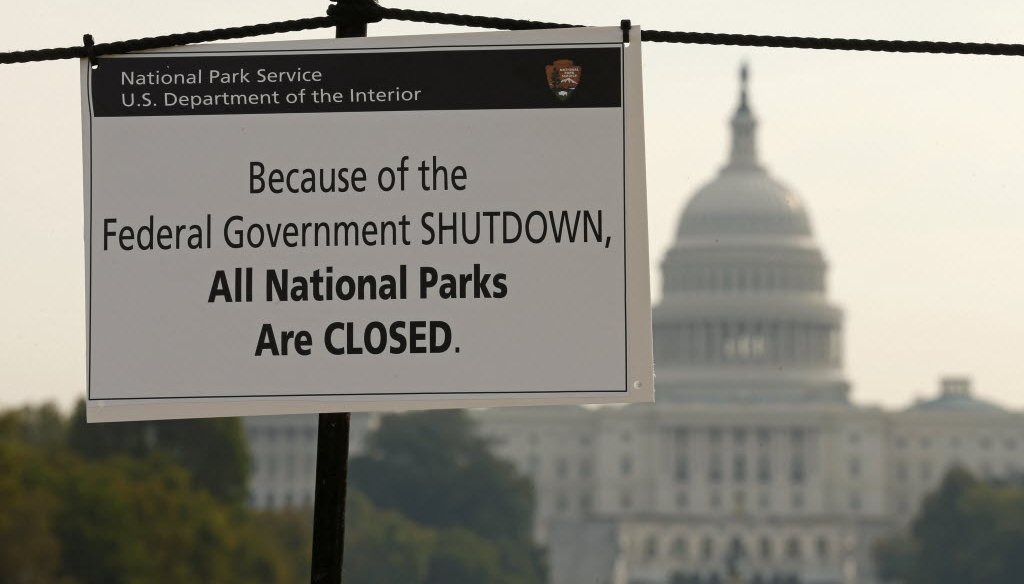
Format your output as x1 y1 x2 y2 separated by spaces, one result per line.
244 67 1024 584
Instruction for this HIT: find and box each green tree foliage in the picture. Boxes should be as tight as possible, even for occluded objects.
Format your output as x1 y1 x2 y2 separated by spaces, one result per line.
67 400 249 505
344 490 435 584
248 508 315 582
873 467 1024 584
351 409 533 540
343 489 527 584
350 409 546 583
423 528 502 584
0 404 299 584
871 533 915 584
0 412 74 584
3 403 550 584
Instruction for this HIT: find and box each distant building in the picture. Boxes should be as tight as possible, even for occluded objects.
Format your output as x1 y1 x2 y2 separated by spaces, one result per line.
471 66 1024 584
243 66 1024 584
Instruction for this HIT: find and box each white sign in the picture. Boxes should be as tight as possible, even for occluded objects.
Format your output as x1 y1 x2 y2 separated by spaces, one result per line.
82 27 652 422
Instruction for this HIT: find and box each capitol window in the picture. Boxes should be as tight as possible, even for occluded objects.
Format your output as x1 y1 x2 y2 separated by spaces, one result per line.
621 456 633 476
580 458 593 478
644 536 659 560
791 428 805 445
675 457 690 481
676 491 689 509
734 429 747 445
733 455 747 481
757 456 771 482
710 428 723 444
672 537 688 557
790 459 805 483
723 334 767 360
849 457 861 477
556 458 568 479
760 537 772 559
816 536 830 560
702 537 715 560
786 537 802 560
711 459 724 483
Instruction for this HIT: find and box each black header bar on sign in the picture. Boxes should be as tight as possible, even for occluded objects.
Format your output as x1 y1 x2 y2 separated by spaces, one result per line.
91 46 622 117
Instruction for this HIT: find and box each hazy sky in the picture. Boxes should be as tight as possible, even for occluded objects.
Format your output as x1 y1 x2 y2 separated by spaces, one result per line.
2 0 1023 411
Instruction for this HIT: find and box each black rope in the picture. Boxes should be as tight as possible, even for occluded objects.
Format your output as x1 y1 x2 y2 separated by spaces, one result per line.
0 16 334 64
380 7 575 32
639 30 1024 56
4 3 1024 66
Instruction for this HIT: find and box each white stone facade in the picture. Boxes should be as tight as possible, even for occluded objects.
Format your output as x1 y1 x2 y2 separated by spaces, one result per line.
474 397 1023 584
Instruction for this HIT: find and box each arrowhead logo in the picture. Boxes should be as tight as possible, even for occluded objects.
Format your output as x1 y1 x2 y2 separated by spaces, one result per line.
545 59 582 102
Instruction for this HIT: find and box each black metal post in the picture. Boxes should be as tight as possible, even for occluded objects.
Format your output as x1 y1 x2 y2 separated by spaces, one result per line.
310 9 371 582
310 411 351 584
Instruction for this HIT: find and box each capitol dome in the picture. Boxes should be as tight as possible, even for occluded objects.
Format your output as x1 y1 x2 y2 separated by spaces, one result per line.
677 173 812 240
654 65 849 404
676 65 812 243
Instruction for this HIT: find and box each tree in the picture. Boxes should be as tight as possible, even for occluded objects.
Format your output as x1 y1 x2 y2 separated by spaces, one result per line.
424 528 502 584
246 508 314 582
873 467 1024 584
0 418 74 584
0 404 300 584
350 409 533 540
343 490 435 584
871 533 915 583
909 467 977 584
349 409 545 583
67 400 250 505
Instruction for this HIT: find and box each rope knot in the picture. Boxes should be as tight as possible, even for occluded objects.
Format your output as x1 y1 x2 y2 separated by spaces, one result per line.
327 0 384 26
83 34 97 66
